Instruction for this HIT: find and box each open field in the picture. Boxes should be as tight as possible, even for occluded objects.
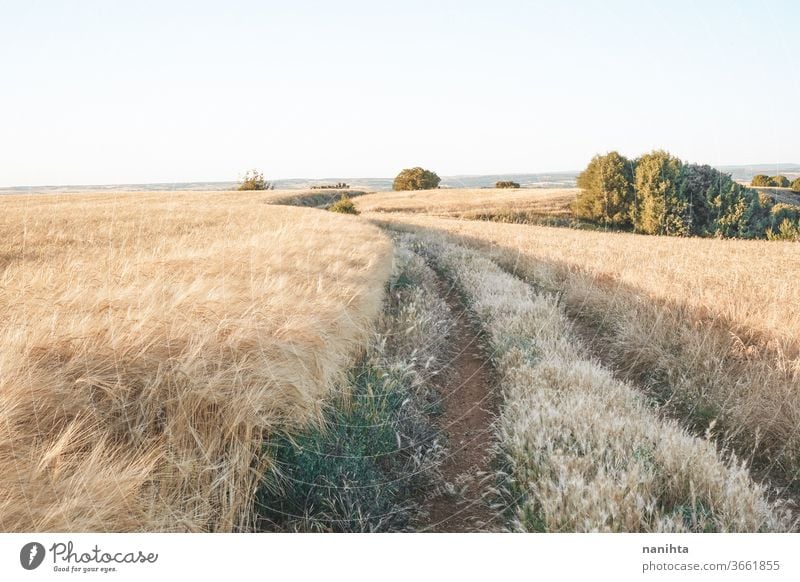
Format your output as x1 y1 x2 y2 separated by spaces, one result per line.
367 209 800 496
2 186 798 533
0 191 392 531
355 187 576 220
402 231 788 531
364 207 800 341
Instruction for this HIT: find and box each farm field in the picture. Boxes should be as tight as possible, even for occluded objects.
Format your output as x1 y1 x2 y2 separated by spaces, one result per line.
0 190 392 531
366 206 800 495
355 187 576 221
1 187 798 533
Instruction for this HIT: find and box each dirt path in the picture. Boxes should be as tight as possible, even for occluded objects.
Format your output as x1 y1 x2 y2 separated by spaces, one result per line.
417 280 500 532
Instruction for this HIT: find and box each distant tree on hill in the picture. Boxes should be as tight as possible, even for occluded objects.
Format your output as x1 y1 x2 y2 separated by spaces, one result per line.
238 170 273 191
767 175 790 188
791 178 800 193
495 181 520 189
572 151 635 227
751 175 770 187
392 167 441 191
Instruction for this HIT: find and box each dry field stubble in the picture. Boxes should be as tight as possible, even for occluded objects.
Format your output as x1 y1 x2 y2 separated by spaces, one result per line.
0 191 392 531
367 206 800 495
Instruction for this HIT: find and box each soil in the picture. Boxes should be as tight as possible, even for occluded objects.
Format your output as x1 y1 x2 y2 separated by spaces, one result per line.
417 280 501 532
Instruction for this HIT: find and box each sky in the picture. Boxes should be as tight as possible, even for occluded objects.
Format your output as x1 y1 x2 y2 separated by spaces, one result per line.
1 0 798 187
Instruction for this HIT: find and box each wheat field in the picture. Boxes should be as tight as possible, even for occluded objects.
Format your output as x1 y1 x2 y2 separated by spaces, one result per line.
3 185 798 533
0 191 393 532
355 187 575 218
402 231 788 531
367 204 800 491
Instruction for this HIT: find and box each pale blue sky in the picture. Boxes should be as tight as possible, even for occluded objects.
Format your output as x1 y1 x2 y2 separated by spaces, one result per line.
1 0 797 186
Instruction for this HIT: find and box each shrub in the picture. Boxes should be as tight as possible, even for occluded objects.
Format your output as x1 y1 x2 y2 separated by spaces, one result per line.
495 181 520 189
792 178 800 193
677 164 720 235
573 151 635 228
238 170 273 191
392 167 441 191
766 219 800 241
575 151 789 239
633 150 686 235
311 182 350 190
767 175 790 188
329 196 359 215
751 175 770 187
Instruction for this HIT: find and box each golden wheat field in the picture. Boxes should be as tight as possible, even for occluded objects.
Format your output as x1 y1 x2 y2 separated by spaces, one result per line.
364 204 800 341
0 191 392 532
366 199 800 495
2 185 798 534
355 187 575 218
400 231 788 531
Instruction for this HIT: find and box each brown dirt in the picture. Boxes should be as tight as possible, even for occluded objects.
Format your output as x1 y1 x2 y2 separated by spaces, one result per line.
417 281 501 532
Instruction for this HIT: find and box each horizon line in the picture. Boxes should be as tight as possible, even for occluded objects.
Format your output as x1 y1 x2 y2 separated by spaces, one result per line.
3 162 799 191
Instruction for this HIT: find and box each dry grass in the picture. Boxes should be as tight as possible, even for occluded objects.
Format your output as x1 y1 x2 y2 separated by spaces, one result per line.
0 191 393 532
354 187 575 218
404 231 789 532
370 210 800 491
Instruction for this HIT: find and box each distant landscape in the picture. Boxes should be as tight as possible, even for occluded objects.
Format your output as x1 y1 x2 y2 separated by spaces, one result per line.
4 164 798 194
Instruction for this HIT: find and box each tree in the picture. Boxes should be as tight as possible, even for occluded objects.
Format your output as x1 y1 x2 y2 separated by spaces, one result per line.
751 175 770 187
708 181 770 239
392 167 441 191
677 164 722 235
633 150 686 235
767 175 790 188
495 181 520 189
238 170 273 191
573 149 793 239
791 178 800 193
572 151 635 227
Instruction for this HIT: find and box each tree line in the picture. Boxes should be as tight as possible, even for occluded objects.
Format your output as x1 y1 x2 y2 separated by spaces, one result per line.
751 174 800 192
573 150 800 240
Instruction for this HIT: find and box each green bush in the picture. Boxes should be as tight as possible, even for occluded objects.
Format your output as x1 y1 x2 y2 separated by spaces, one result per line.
767 219 800 241
572 151 635 228
633 150 686 235
751 175 770 187
328 196 359 214
792 178 800 193
392 167 441 191
495 180 520 189
238 169 273 191
768 175 790 188
574 150 786 239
